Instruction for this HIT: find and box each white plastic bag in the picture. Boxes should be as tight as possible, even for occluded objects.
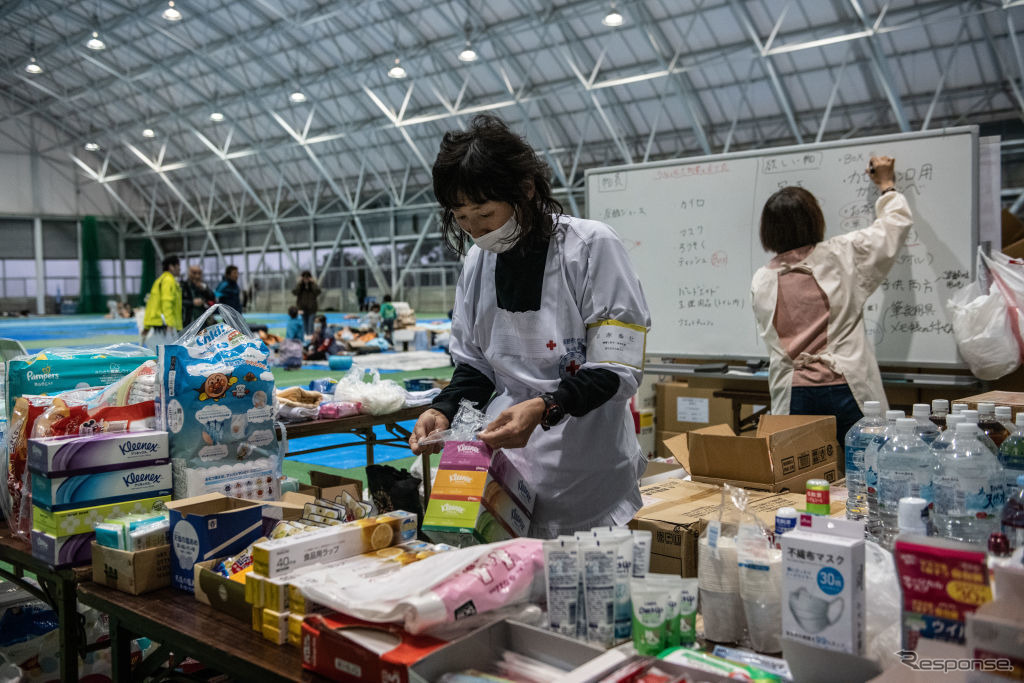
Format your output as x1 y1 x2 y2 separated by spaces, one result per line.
333 368 405 415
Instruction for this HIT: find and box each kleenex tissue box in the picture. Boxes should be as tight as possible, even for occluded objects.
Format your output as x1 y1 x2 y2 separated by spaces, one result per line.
32 462 173 512
781 514 865 655
28 431 169 477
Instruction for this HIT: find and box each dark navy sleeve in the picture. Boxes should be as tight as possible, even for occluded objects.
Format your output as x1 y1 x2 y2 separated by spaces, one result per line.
431 363 496 421
552 367 620 417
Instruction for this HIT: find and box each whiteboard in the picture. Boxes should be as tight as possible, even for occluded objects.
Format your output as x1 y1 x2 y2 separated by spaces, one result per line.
585 127 978 366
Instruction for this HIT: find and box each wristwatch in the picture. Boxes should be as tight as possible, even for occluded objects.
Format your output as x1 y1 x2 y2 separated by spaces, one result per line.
539 393 565 430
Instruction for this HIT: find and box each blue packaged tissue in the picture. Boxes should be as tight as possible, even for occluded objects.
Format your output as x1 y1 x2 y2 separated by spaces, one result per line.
32 462 173 511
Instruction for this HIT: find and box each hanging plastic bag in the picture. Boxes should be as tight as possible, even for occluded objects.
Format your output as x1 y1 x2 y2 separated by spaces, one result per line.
948 249 1021 380
157 304 280 499
333 367 405 415
732 487 783 653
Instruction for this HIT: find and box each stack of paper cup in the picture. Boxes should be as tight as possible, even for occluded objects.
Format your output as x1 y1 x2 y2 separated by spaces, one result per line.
738 548 783 653
698 535 745 643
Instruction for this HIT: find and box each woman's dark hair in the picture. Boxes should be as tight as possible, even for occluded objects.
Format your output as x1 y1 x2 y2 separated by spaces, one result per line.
161 255 180 271
432 114 563 256
301 270 312 278
224 265 238 278
759 187 826 254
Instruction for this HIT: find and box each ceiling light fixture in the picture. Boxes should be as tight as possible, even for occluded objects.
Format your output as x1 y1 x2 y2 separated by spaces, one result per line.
387 58 407 79
602 4 624 27
161 1 182 21
209 111 224 122
142 128 156 138
25 57 43 74
288 91 306 103
86 31 106 50
84 141 100 151
458 42 478 63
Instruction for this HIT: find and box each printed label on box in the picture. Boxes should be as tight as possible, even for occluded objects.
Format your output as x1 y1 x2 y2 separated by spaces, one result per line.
676 397 709 424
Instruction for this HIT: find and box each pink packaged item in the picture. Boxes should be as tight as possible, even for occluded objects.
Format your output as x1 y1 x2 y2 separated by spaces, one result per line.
439 441 492 471
318 401 361 420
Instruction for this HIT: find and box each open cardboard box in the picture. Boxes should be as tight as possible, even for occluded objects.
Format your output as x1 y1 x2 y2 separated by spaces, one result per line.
954 390 1024 413
91 542 171 595
193 558 250 623
307 470 363 502
665 414 839 493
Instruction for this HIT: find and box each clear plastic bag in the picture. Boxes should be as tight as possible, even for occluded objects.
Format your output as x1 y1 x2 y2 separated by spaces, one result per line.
416 399 488 446
697 484 747 645
333 367 405 416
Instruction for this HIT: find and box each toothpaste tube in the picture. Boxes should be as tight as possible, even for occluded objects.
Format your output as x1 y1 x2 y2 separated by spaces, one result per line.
632 529 652 578
543 538 579 636
607 529 634 640
581 538 617 647
631 577 670 655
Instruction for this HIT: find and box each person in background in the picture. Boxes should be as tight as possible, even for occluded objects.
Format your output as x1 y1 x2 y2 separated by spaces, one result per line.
285 306 304 342
305 314 337 360
410 114 651 538
215 265 243 313
181 265 215 327
293 270 321 337
142 254 183 350
365 302 381 332
379 294 397 343
750 156 913 447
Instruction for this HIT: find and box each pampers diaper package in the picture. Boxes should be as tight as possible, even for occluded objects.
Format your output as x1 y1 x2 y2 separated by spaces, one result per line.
157 316 280 499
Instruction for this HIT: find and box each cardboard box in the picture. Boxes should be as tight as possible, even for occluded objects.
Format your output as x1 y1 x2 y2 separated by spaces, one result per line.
487 449 535 514
955 391 1024 413
656 430 684 461
965 601 1024 682
629 479 810 577
31 530 94 567
667 415 839 493
307 470 363 502
27 430 169 476
409 619 604 682
32 494 172 538
782 515 865 656
91 542 171 595
301 612 449 683
194 558 250 622
656 383 735 433
32 461 173 511
165 493 264 592
636 409 655 460
640 459 686 487
251 491 314 536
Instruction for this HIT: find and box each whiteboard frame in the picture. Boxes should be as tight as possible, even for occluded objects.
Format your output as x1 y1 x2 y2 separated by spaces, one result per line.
584 125 979 368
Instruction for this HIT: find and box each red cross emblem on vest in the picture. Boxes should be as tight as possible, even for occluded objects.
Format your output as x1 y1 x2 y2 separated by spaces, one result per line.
546 340 557 350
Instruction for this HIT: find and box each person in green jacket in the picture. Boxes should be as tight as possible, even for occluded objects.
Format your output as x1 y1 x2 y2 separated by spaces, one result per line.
143 255 183 350
379 294 397 344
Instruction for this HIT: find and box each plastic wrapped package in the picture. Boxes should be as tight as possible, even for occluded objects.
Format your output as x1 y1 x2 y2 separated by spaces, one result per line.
333 368 405 416
698 484 750 645
157 305 280 499
275 387 322 424
864 540 901 669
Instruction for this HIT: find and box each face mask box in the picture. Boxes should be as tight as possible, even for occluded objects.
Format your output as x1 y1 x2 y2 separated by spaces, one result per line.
781 514 865 656
165 493 264 592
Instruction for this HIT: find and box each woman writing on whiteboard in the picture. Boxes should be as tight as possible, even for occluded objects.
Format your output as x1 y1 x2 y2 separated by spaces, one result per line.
409 114 652 537
750 156 913 447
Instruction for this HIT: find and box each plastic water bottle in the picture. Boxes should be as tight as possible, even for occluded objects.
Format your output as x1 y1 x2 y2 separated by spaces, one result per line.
1001 474 1024 551
962 410 999 456
865 410 904 540
932 423 1006 545
912 403 940 445
930 399 949 431
931 414 966 451
877 418 933 547
951 403 968 415
845 401 884 521
977 402 1010 448
995 406 1015 433
998 414 1024 499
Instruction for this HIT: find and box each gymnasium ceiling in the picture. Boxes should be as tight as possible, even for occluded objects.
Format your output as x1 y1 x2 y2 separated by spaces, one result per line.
1 0 1023 237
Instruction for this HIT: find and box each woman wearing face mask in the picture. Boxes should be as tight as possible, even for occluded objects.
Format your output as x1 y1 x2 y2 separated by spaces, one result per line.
410 114 651 538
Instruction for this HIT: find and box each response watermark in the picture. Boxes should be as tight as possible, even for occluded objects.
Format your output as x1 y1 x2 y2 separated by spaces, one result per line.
897 650 1013 674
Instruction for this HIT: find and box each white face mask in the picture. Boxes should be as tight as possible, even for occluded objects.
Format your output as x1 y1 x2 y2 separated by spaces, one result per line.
472 214 519 253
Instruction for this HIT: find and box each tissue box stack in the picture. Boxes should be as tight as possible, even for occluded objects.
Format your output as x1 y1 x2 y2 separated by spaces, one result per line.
422 442 535 546
28 430 172 567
